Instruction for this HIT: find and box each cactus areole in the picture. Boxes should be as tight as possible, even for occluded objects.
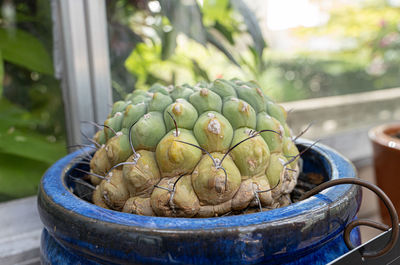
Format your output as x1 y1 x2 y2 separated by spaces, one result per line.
87 79 303 217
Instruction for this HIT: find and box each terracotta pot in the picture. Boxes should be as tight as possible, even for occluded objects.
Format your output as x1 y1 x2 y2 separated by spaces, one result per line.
369 122 400 225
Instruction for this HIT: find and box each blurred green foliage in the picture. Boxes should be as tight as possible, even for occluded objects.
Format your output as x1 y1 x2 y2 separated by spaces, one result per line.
0 0 66 201
117 0 400 102
246 1 400 101
108 0 266 99
0 28 53 75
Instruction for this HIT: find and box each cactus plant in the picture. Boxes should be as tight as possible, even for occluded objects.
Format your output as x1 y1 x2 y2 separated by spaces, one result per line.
85 79 301 217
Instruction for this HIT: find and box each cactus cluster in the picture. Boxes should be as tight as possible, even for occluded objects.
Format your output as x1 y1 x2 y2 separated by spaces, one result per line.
87 79 300 217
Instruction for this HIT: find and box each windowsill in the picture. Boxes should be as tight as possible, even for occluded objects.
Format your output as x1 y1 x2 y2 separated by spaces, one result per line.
282 87 400 167
2 88 400 264
0 196 42 265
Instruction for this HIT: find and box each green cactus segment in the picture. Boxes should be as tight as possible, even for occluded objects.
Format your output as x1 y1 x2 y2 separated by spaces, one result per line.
181 83 193 89
129 89 147 99
229 128 270 178
149 178 172 216
192 153 241 205
122 150 160 197
240 80 273 101
99 169 129 210
113 112 125 131
193 111 233 153
105 132 133 166
209 79 237 100
267 101 287 124
129 94 150 105
92 186 110 209
192 81 209 92
123 197 155 216
156 129 202 177
197 200 232 217
148 83 169 95
266 153 287 188
131 112 166 151
104 112 124 139
125 89 149 102
252 175 273 205
124 93 135 102
222 98 256 129
189 88 222 114
148 92 173 112
90 145 111 179
111 101 131 117
164 99 198 131
93 130 106 145
170 85 193 101
231 179 254 211
283 123 292 137
150 175 200 217
121 103 147 128
170 174 200 217
235 82 267 113
282 137 299 169
256 112 283 153
89 78 301 217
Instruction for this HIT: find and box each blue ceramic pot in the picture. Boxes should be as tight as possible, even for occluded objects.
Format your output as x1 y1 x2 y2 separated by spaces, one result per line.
38 139 362 265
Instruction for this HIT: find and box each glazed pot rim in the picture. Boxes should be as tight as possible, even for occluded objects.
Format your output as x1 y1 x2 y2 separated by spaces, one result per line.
38 138 358 231
369 121 400 150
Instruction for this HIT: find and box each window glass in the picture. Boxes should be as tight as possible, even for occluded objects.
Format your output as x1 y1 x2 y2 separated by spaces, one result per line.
260 0 400 101
0 0 66 202
106 0 267 101
106 0 400 102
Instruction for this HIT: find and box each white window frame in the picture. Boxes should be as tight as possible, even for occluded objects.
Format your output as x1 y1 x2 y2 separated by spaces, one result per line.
52 0 112 149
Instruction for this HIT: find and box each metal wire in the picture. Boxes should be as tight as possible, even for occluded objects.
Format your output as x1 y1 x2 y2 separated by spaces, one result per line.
299 178 399 259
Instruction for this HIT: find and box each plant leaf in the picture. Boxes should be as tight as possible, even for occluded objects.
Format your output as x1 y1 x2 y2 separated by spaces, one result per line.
0 152 49 201
231 0 266 57
191 59 210 82
0 128 66 164
0 98 41 129
202 0 229 22
0 28 53 75
161 29 178 60
213 21 235 45
206 30 240 67
158 0 207 45
0 98 66 164
0 50 3 98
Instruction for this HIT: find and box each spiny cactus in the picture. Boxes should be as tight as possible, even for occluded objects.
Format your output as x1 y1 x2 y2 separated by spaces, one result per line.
83 79 302 217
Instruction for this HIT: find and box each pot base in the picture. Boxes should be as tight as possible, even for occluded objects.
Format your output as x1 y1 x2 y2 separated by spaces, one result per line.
40 228 360 265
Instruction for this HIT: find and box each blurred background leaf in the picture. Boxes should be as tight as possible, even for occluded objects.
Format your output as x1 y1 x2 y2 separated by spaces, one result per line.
0 28 53 75
159 0 207 45
0 99 65 164
0 50 3 97
0 0 66 202
109 0 265 94
230 0 266 57
0 152 50 201
205 30 239 67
